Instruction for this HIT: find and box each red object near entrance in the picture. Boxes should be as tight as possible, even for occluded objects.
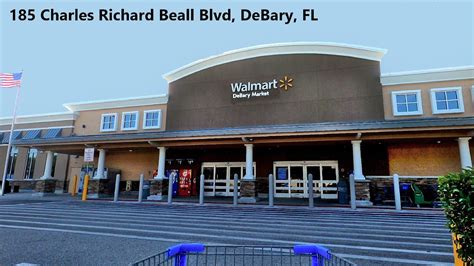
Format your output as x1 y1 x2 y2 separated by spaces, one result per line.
178 169 193 197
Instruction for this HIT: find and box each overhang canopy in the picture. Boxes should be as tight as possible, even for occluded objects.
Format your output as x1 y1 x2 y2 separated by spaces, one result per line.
12 117 474 147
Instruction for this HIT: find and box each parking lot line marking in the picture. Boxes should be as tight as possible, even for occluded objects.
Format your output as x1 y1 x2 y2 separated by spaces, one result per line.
0 213 452 249
0 205 449 232
0 219 454 257
0 210 451 242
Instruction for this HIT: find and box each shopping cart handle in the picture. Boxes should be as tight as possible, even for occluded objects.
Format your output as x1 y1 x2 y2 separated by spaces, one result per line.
293 244 331 259
168 243 205 257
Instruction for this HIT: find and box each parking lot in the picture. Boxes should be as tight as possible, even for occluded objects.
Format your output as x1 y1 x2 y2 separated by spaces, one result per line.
0 194 453 265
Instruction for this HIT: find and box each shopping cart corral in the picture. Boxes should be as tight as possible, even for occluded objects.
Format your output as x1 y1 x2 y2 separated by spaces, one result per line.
131 243 355 266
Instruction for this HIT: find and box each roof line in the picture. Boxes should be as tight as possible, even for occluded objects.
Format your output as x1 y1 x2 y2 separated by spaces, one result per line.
63 94 168 112
0 112 77 126
163 42 387 83
381 65 474 86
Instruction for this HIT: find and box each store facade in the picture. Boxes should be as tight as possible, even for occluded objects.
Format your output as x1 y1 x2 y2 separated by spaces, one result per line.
2 43 474 205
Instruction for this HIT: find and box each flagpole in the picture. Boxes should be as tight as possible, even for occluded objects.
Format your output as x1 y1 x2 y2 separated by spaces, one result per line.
0 82 21 196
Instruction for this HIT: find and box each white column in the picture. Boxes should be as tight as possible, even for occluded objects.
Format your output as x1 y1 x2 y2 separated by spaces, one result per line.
458 137 472 169
244 144 254 180
41 151 54 179
351 140 365 180
156 147 166 180
93 149 106 179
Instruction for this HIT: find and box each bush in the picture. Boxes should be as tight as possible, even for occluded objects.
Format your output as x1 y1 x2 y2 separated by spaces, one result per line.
438 168 474 264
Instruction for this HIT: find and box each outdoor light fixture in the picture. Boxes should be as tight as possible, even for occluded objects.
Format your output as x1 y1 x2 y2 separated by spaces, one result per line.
176 159 183 165
187 159 194 165
166 159 173 165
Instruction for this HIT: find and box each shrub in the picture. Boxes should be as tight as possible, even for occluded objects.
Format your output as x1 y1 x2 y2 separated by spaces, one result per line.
438 168 474 264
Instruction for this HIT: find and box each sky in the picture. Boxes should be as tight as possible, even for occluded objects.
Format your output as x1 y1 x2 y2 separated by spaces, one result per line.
0 0 473 117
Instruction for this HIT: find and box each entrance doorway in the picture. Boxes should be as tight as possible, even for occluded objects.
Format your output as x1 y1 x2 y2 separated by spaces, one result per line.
201 162 256 196
273 161 339 199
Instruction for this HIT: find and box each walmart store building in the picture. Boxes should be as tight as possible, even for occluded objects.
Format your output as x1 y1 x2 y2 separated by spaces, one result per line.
1 43 474 206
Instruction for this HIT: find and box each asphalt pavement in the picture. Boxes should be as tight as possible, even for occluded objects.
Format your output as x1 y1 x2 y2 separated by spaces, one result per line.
0 193 453 265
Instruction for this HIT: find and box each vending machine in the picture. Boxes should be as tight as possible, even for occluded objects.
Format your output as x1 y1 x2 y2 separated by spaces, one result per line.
178 169 193 197
165 169 179 197
78 164 94 193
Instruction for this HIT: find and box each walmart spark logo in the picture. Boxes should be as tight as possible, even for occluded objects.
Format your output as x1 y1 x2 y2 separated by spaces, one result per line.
279 76 293 91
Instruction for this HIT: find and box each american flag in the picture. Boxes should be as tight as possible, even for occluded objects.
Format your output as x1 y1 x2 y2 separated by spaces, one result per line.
0 72 22 88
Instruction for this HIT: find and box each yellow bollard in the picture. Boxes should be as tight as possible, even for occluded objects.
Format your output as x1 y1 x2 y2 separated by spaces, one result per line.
452 233 463 266
71 175 78 197
82 175 90 201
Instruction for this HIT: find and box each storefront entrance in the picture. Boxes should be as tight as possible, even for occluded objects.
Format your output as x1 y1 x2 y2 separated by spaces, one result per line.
202 162 256 196
273 161 339 199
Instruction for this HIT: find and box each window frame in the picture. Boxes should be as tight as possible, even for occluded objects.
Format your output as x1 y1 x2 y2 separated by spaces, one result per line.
430 87 464 114
24 148 38 180
100 113 118 132
143 110 162 130
391 89 423 116
6 146 19 180
121 111 139 131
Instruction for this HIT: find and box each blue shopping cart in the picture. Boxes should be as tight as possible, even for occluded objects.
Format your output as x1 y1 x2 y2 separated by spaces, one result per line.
131 243 355 266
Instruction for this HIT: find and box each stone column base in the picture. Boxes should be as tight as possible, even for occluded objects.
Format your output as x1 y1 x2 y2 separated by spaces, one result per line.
355 179 373 207
87 179 111 199
238 179 257 204
33 179 57 196
147 179 163 200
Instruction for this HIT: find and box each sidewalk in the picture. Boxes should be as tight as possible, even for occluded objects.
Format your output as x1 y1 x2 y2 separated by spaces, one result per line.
0 191 444 213
0 192 78 205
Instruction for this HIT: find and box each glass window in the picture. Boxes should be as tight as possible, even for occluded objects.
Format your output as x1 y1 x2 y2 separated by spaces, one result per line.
24 148 38 179
6 146 19 179
51 153 58 177
290 166 304 180
215 167 227 180
101 113 117 132
392 90 422 116
276 166 288 180
435 91 459 110
143 110 161 129
121 112 138 130
431 87 464 114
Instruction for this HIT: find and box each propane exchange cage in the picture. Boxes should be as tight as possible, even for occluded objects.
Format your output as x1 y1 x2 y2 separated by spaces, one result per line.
131 243 355 266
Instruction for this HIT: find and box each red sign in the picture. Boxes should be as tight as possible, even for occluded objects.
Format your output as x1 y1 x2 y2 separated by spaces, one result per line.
178 169 192 197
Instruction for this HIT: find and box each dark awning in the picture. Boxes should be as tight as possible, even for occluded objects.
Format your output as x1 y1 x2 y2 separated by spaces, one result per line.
2 131 21 144
12 117 474 146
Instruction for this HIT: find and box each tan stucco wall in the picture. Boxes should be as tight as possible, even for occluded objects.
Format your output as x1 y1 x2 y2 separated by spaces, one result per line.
0 146 69 181
12 147 28 180
387 142 474 176
53 154 69 181
66 149 159 182
105 150 158 181
383 79 474 120
0 146 6 176
33 153 46 179
73 104 167 135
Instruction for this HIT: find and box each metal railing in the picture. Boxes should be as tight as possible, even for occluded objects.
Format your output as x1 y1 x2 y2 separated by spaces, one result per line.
131 244 355 266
